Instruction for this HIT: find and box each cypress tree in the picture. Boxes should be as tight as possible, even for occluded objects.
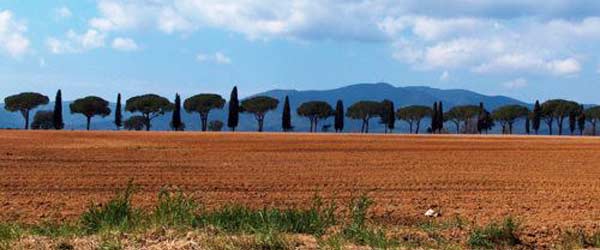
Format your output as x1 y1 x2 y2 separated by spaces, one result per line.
569 110 577 135
387 101 395 133
53 89 64 130
577 105 586 135
171 94 183 131
437 102 444 133
477 102 485 134
282 96 292 132
114 93 122 130
431 102 438 133
227 86 239 131
532 100 541 134
334 100 344 132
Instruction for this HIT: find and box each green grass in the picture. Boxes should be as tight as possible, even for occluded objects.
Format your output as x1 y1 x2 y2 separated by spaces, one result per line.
341 195 398 249
79 180 144 234
198 196 336 236
152 188 200 228
468 217 520 249
0 223 22 249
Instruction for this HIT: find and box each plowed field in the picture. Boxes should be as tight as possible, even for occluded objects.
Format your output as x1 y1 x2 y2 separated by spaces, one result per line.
1 130 600 243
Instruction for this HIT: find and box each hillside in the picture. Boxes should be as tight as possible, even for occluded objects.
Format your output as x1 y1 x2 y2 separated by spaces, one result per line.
0 83 526 132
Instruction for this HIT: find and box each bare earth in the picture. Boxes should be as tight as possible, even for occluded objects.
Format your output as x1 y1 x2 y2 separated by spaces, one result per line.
1 130 600 245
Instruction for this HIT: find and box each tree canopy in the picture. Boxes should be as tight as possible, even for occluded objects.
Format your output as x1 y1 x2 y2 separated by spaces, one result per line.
396 105 432 134
585 106 600 135
4 92 49 129
346 101 383 133
69 96 111 130
492 105 529 134
444 105 480 133
125 94 173 131
297 101 333 132
184 93 226 131
240 96 279 132
541 99 579 135
31 110 54 130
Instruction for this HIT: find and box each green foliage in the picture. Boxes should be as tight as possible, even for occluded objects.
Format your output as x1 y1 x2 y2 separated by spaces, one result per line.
199 197 336 236
29 221 80 238
334 100 344 132
123 116 146 131
114 93 122 129
346 101 383 133
125 94 173 131
396 105 432 134
379 100 395 132
53 90 64 130
69 96 111 130
492 105 529 134
80 181 143 234
4 92 50 129
152 189 200 228
541 99 580 135
208 120 224 131
227 86 240 131
297 101 333 132
240 96 279 132
184 93 226 131
445 105 480 133
341 195 397 249
281 96 293 132
0 223 21 248
468 217 520 249
171 94 184 131
31 110 55 130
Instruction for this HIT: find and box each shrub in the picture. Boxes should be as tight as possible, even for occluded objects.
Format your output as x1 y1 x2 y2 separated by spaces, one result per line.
468 217 520 249
80 180 143 234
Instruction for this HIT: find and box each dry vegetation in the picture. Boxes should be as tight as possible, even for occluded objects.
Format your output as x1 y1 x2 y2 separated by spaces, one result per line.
1 130 600 248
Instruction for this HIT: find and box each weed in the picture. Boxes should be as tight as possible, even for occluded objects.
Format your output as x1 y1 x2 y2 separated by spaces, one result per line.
341 195 397 249
0 223 21 249
80 180 143 234
468 217 520 249
152 188 200 228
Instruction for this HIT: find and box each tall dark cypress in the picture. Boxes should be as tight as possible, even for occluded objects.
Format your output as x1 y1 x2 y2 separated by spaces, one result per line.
114 93 122 130
431 102 438 133
387 101 395 133
577 105 586 135
569 110 577 135
334 100 344 132
282 96 292 132
477 102 485 134
53 89 64 130
437 101 444 133
532 100 541 134
171 94 183 131
227 86 239 131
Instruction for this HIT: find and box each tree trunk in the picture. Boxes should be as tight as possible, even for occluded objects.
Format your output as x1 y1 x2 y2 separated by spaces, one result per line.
509 123 513 134
547 122 553 135
594 122 597 136
86 116 91 131
145 114 151 131
23 109 30 130
258 118 264 132
314 119 319 133
416 121 421 134
364 119 369 133
201 117 208 131
557 118 563 135
409 123 413 134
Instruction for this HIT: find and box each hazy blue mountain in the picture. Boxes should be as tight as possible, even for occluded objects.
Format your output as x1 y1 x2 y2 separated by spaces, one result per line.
0 83 527 132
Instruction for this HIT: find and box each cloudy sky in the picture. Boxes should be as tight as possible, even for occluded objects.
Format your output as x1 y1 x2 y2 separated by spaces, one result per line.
2 0 600 103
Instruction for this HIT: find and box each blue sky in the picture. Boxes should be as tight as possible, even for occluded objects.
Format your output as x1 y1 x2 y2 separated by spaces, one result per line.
2 0 600 103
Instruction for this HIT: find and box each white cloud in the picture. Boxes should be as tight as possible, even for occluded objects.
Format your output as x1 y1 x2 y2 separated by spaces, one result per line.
54 6 72 20
197 52 232 65
439 71 449 81
111 37 138 51
0 10 30 57
46 29 106 54
502 78 528 89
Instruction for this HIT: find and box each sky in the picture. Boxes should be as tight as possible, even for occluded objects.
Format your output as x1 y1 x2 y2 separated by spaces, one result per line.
1 0 600 103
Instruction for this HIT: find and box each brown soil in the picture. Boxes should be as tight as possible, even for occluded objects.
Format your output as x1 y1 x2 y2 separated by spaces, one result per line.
1 130 600 247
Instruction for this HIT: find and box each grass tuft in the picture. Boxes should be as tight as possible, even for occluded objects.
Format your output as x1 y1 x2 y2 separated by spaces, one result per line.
152 188 200 228
468 217 520 249
79 180 143 234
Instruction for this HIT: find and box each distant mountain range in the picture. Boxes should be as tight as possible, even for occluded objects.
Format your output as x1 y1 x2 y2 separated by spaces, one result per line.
0 83 527 132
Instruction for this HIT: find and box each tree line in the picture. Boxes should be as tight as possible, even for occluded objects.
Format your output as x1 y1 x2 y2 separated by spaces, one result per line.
3 87 600 136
